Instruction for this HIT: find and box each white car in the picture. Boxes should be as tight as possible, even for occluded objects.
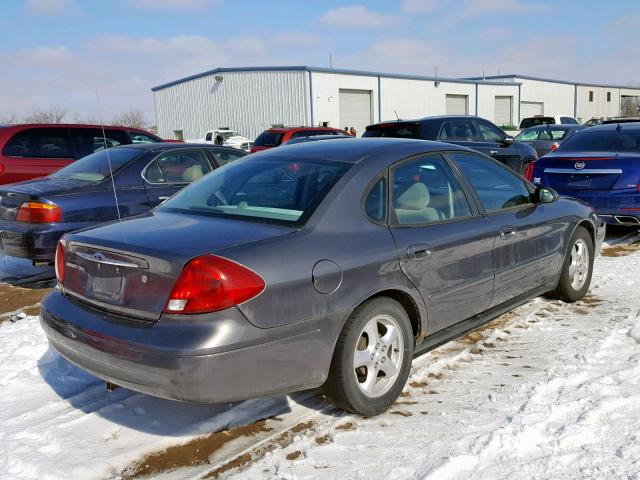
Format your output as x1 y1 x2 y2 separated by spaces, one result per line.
519 115 579 129
188 129 253 152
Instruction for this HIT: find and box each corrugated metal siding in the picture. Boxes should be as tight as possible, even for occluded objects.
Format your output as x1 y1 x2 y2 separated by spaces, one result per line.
311 72 379 129
379 78 476 121
476 84 519 125
576 86 621 122
516 78 575 120
153 70 308 140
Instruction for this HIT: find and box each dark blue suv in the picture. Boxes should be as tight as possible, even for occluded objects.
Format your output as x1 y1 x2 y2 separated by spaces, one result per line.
363 116 538 176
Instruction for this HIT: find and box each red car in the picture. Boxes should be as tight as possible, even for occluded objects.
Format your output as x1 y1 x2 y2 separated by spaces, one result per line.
250 127 346 153
0 124 163 185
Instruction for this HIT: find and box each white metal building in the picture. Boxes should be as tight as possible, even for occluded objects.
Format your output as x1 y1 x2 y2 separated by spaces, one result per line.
152 67 640 140
467 74 640 124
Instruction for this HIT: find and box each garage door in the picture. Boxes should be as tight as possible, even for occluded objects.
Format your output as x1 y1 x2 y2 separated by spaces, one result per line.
339 89 372 137
520 101 544 119
494 96 513 126
445 95 468 115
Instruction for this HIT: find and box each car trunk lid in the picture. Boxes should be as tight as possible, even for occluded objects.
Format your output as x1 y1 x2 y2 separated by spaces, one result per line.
61 211 294 321
537 152 640 190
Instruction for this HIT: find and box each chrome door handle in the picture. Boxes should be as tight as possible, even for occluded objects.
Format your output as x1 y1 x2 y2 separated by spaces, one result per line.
499 226 516 239
489 150 499 156
407 244 432 260
158 196 170 201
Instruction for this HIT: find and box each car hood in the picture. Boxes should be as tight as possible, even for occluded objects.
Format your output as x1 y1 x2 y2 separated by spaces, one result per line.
224 135 251 144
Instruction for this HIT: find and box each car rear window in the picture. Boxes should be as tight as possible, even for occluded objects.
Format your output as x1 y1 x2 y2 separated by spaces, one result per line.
520 117 554 129
363 124 421 138
159 157 352 226
253 131 284 147
516 128 572 142
558 130 640 152
50 147 142 182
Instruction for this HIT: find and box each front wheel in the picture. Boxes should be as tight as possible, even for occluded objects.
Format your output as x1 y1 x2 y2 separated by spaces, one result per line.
322 297 413 416
548 225 594 302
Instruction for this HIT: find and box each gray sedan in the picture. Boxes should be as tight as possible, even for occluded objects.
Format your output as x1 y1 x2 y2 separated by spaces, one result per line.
41 139 605 415
515 124 583 157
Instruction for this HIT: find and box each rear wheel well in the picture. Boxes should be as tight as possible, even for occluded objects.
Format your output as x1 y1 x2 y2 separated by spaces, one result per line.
366 289 421 339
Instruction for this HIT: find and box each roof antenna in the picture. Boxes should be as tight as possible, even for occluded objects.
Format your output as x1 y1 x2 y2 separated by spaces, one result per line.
394 110 401 121
616 123 622 133
95 92 121 223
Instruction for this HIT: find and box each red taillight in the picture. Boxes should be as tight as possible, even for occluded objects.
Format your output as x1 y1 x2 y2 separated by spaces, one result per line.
550 142 560 152
16 202 61 223
524 161 535 182
55 242 65 284
164 255 265 314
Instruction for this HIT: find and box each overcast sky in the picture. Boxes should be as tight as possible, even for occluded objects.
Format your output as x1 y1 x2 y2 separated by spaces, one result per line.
3 0 639 125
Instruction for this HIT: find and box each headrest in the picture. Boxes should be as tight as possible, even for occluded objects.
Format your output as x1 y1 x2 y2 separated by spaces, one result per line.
396 183 430 210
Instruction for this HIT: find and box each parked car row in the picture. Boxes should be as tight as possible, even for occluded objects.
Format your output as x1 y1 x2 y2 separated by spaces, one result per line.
1 112 629 416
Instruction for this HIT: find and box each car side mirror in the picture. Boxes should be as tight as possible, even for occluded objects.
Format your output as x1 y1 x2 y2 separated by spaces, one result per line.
535 186 558 204
502 135 514 146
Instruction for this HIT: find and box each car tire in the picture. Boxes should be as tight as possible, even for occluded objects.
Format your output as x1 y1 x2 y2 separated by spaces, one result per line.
547 226 594 302
322 297 413 416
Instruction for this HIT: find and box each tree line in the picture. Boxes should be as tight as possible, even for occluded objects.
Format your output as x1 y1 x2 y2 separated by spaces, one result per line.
0 108 151 129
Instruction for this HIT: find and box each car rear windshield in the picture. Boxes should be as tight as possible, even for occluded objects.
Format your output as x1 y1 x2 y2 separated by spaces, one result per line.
558 130 640 152
253 131 284 147
520 117 554 129
363 124 421 138
159 157 352 225
50 147 142 182
516 128 572 142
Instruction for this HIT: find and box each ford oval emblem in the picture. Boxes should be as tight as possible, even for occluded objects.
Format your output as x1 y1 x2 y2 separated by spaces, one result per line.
574 161 586 170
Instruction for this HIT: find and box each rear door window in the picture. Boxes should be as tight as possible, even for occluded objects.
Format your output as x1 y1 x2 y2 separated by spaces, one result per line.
129 131 160 143
438 120 482 142
364 178 387 222
146 149 211 184
69 128 129 158
391 154 472 225
253 131 284 147
3 128 74 158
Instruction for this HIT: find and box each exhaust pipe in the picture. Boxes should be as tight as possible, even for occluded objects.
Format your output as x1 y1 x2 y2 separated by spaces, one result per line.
614 215 640 226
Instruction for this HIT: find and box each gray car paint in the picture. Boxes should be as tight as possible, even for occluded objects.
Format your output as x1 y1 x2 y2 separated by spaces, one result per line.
41 138 605 404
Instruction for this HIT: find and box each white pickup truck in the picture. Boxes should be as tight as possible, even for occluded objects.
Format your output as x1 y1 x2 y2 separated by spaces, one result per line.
187 129 253 152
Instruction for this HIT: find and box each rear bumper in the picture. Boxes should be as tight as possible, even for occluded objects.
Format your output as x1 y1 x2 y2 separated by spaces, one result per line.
557 189 640 226
0 220 93 261
40 289 347 403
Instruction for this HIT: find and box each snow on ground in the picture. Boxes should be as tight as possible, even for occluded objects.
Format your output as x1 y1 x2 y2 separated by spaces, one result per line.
233 249 640 480
0 240 639 479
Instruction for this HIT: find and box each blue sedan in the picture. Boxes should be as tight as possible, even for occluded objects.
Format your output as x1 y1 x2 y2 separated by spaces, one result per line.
532 123 640 227
0 143 245 262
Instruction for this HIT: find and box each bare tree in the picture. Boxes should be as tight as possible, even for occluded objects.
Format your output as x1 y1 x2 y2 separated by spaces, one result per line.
621 96 640 117
24 107 67 124
112 109 146 129
73 114 99 124
0 112 17 125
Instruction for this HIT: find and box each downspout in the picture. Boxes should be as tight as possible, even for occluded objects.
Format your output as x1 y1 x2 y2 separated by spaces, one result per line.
517 83 521 124
308 70 314 126
378 75 382 122
573 83 577 118
475 83 478 116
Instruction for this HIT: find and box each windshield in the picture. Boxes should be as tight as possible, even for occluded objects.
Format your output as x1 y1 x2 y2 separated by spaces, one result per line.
558 130 640 152
50 147 142 182
363 124 421 138
254 131 284 147
159 157 352 225
220 131 237 140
